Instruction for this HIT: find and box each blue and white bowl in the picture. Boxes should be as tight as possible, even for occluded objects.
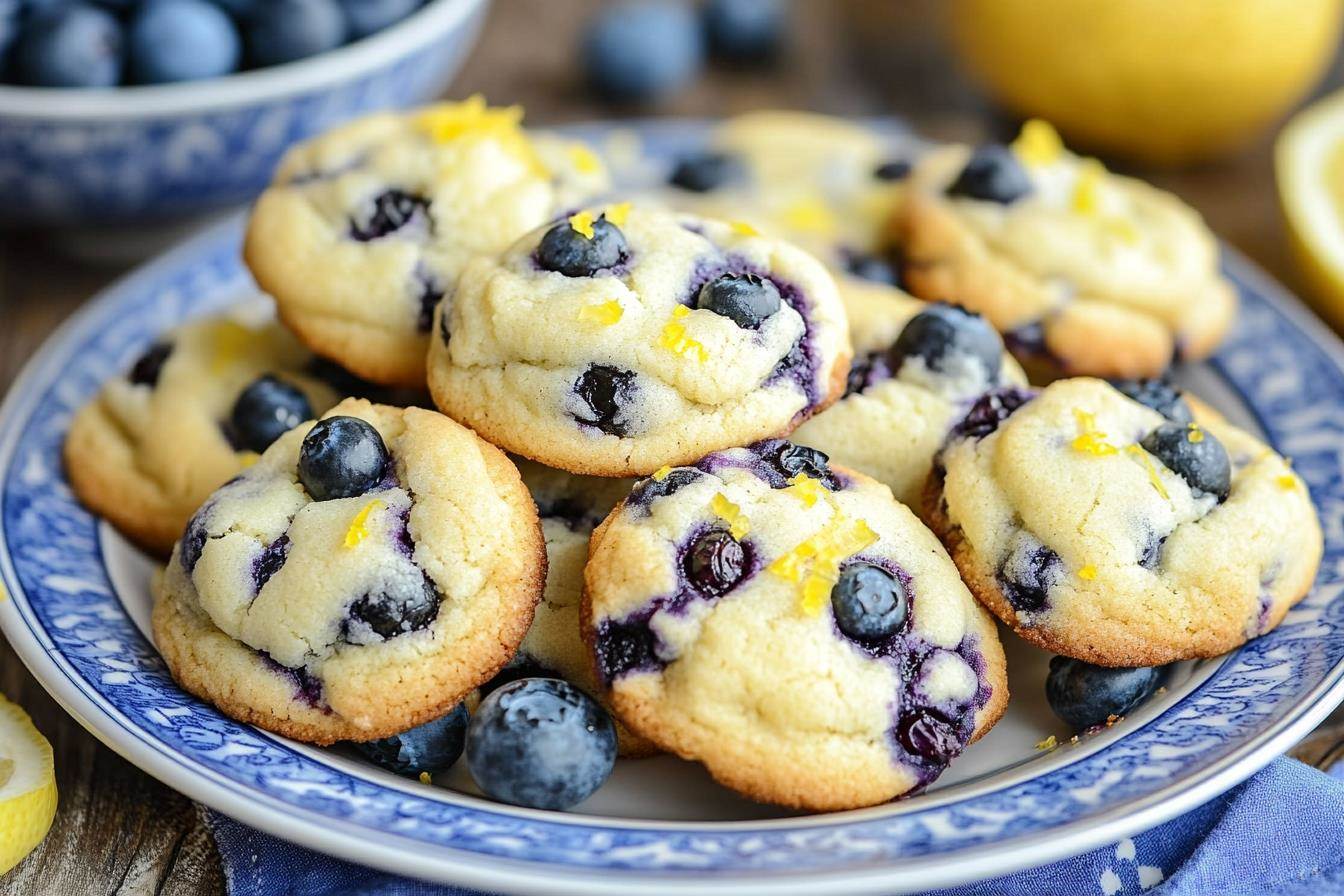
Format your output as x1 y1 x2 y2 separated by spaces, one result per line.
0 0 489 226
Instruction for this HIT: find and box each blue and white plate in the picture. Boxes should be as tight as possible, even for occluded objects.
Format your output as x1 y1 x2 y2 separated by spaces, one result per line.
2 123 1343 896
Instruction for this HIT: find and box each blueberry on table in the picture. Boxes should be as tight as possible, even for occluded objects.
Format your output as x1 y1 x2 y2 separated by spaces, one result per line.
696 273 781 329
1111 378 1194 425
1046 656 1161 731
683 528 747 596
229 375 314 453
570 364 636 436
582 0 703 103
245 0 346 67
703 0 785 62
946 145 1033 204
892 302 1003 383
537 215 628 277
298 415 389 501
128 342 173 388
128 0 240 84
14 4 124 88
831 562 908 641
340 0 422 40
345 574 441 641
668 151 744 193
349 189 431 242
466 678 617 811
1140 422 1231 501
352 704 468 778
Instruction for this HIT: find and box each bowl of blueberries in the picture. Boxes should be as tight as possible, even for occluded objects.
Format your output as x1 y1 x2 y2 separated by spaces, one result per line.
0 0 489 226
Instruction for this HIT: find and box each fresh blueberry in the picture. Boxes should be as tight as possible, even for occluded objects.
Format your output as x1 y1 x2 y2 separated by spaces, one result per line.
873 159 911 181
668 151 744 192
14 4 123 88
352 703 468 778
696 272 781 329
1140 422 1231 501
703 0 784 62
537 215 627 277
245 0 345 67
127 0 239 84
946 145 1032 204
1112 378 1194 425
570 364 636 436
582 1 702 103
683 528 747 596
774 443 836 487
1046 656 1161 730
466 678 617 810
297 415 389 501
208 0 261 19
345 573 440 641
831 562 908 641
350 189 430 241
229 375 313 453
896 709 960 762
128 341 173 387
845 251 901 287
339 0 420 40
950 387 1033 440
892 302 1003 383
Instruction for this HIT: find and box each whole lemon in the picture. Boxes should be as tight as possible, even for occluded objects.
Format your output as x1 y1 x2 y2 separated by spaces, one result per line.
950 0 1344 165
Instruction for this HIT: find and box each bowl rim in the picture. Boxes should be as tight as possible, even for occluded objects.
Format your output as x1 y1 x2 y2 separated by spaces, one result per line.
0 0 487 120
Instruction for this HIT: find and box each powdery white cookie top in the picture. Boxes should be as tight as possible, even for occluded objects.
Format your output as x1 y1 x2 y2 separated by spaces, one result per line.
933 377 1322 666
244 96 610 387
583 441 1006 810
428 205 851 476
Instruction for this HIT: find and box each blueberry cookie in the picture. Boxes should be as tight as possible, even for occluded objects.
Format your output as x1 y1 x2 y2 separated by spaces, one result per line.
582 441 1008 810
495 460 658 757
664 111 911 281
244 96 611 388
899 121 1237 379
66 315 340 556
153 398 546 744
427 204 852 477
792 279 1026 508
926 377 1321 666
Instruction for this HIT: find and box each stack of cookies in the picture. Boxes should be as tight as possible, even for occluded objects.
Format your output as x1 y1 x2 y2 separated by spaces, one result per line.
65 100 1322 814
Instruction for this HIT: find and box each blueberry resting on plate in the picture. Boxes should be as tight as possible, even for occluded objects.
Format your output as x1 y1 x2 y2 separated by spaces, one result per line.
946 145 1033 204
128 342 173 388
298 416 389 501
1140 422 1231 501
345 574 441 641
352 703 468 778
582 0 702 102
128 0 240 85
466 678 617 810
684 528 747 596
538 215 628 277
1046 656 1162 730
831 562 908 641
703 0 785 62
340 0 423 40
1112 378 1194 425
230 375 313 453
350 189 431 242
246 0 347 68
696 273 781 329
14 4 124 88
668 151 745 192
892 302 1003 383
570 364 636 436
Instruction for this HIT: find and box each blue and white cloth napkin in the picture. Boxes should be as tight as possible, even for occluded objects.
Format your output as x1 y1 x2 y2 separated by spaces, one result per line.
207 756 1344 896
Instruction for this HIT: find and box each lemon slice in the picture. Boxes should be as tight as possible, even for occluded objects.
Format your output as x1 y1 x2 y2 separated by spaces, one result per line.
0 695 57 875
1277 88 1344 332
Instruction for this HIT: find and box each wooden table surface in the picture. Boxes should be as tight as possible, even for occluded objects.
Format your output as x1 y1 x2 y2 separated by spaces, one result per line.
2 2 1343 893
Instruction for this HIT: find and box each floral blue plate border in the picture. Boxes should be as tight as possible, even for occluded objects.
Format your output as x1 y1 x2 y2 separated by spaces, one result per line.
2 129 1344 895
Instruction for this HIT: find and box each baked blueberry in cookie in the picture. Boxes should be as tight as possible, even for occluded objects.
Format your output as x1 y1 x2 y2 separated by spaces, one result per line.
153 398 545 744
243 97 611 387
926 377 1322 666
791 278 1027 508
66 315 339 556
1111 377 1194 425
582 441 1008 810
427 204 851 477
899 120 1237 379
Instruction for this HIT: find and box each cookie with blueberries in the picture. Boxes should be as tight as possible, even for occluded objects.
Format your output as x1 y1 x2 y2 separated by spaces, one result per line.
427 204 852 477
152 398 546 744
65 315 340 556
581 440 1008 810
243 96 610 388
792 279 1026 508
926 377 1321 667
898 120 1237 379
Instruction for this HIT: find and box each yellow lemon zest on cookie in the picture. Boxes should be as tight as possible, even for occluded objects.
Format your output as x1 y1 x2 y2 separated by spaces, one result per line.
1036 734 1059 751
605 201 631 227
344 499 385 549
1078 564 1098 581
1187 424 1205 443
651 465 673 482
1125 444 1170 500
568 210 596 239
413 95 545 175
237 451 261 468
1071 158 1106 215
658 305 709 362
1277 473 1300 490
711 493 750 540
730 220 760 237
578 300 623 326
418 771 432 785
1071 408 1117 456
569 144 602 175
1012 119 1064 167
780 196 837 235
1100 215 1141 245
769 509 878 617
784 473 824 508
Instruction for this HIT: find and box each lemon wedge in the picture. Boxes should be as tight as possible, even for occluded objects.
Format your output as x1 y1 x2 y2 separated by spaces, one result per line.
1277 89 1344 332
0 694 57 875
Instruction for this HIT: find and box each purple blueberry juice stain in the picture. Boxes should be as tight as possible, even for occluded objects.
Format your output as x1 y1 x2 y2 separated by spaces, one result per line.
258 652 327 710
948 387 1036 441
251 535 291 593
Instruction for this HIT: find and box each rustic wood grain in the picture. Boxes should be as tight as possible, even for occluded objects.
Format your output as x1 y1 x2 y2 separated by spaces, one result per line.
0 2 1340 892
